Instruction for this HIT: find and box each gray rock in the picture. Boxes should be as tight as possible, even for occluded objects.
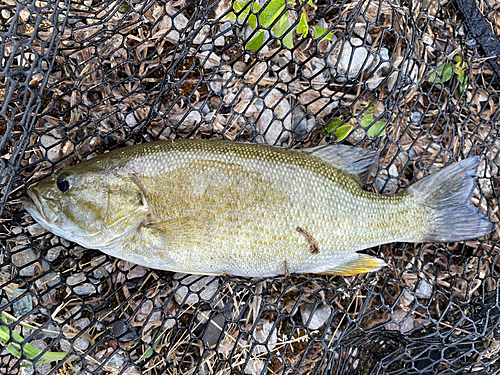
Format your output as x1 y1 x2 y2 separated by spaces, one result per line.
67 272 87 285
388 164 399 178
330 38 373 80
45 246 63 262
174 274 218 305
202 312 225 347
251 61 268 80
302 57 329 89
12 247 38 277
26 223 44 237
220 21 233 36
410 111 422 123
257 88 292 145
415 280 432 298
479 178 494 199
346 127 366 144
278 68 293 83
199 51 221 70
278 52 292 67
353 24 372 44
209 75 223 94
193 25 210 44
214 36 225 47
105 350 127 370
73 283 96 295
375 170 398 194
300 303 331 330
7 288 33 317
385 309 414 333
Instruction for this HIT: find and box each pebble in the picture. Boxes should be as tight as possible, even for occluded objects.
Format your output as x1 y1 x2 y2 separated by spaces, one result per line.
415 280 432 299
479 178 494 199
7 288 33 317
113 320 139 342
329 38 373 80
26 223 44 237
11 247 38 277
251 61 268 80
300 303 331 330
45 246 63 262
388 164 399 178
219 21 233 36
105 350 127 370
214 36 225 47
193 25 209 44
201 312 226 347
385 309 414 333
302 57 329 89
199 51 221 70
346 127 366 144
73 283 96 295
67 272 87 285
410 111 423 123
173 274 218 305
257 88 292 145
40 134 62 162
278 52 292 67
353 24 373 44
209 74 223 94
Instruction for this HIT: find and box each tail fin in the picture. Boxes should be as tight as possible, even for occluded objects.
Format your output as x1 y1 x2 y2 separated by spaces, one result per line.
408 157 495 242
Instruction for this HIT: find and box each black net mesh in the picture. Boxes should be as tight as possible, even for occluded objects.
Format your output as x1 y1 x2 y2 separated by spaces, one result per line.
1 0 500 373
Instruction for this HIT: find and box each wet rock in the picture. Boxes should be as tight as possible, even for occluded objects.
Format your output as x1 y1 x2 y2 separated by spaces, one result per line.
300 303 331 330
173 274 218 305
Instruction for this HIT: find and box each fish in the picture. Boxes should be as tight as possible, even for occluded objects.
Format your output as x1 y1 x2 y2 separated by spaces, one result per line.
22 139 495 277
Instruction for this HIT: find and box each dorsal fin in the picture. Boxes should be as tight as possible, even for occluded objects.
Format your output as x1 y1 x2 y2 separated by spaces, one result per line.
300 144 378 185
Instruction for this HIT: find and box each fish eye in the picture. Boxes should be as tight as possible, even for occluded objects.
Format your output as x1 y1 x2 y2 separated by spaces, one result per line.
57 176 71 192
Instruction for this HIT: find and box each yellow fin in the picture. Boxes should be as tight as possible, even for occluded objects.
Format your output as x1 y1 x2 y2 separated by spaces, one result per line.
318 254 386 276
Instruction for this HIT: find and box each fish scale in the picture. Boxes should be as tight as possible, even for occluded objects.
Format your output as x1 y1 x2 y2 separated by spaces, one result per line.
23 139 495 277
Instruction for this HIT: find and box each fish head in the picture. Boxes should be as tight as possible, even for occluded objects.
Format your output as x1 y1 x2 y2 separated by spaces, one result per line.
23 164 149 249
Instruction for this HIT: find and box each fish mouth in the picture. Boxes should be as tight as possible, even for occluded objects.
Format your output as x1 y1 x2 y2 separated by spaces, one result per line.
22 189 60 225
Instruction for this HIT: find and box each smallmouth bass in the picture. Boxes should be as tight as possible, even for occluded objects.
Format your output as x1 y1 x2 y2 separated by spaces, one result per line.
23 140 495 277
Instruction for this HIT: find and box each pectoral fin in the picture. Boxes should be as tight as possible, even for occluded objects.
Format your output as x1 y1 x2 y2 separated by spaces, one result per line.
317 253 386 276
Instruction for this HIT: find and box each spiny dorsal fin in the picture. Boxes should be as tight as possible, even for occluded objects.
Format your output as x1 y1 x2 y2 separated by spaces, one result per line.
316 253 386 276
301 144 378 185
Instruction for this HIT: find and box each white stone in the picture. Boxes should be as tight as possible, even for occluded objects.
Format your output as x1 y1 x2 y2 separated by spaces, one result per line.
173 274 218 305
300 303 331 330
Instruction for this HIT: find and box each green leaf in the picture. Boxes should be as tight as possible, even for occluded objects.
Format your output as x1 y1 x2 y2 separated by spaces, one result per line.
0 326 67 365
226 12 236 20
307 0 317 8
313 26 332 41
232 1 261 29
367 121 387 137
429 62 453 83
297 13 308 38
246 30 265 50
360 114 374 128
273 13 288 37
259 0 286 28
333 125 354 141
326 118 343 133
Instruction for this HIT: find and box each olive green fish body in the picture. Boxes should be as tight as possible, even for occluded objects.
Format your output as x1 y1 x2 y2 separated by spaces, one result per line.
23 140 495 277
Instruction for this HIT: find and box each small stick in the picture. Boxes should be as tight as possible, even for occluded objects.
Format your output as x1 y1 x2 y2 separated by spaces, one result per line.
296 226 320 254
284 260 290 278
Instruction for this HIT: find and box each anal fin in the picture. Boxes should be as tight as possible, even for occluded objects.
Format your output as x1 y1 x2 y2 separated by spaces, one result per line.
317 254 386 276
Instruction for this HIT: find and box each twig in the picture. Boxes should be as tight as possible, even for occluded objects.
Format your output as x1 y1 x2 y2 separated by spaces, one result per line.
296 227 320 254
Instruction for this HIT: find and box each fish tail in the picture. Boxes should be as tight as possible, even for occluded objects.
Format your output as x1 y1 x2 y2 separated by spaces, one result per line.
408 157 495 242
